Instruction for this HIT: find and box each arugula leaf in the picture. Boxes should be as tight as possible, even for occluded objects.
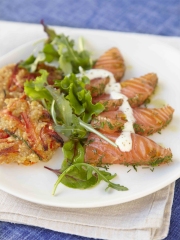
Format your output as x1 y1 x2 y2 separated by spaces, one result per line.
61 140 85 170
81 91 104 122
19 53 45 72
30 53 45 72
42 22 92 73
59 73 89 91
56 34 92 74
45 140 128 192
19 55 36 70
61 140 79 168
52 162 128 193
54 115 87 139
24 69 52 103
43 43 59 63
46 85 87 139
54 141 98 189
60 166 99 189
56 73 105 123
59 54 72 75
41 20 57 42
45 85 72 125
20 23 93 75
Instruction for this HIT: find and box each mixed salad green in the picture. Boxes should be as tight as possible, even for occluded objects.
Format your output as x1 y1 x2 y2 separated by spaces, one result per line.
22 23 128 194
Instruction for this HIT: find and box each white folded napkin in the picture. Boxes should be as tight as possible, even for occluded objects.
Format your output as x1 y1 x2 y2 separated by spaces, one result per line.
0 184 174 240
0 21 179 240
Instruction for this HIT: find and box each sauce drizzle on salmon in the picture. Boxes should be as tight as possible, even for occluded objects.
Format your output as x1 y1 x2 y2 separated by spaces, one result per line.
91 106 174 136
77 69 136 151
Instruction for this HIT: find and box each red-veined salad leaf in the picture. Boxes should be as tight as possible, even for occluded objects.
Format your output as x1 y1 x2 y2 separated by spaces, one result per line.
45 140 128 192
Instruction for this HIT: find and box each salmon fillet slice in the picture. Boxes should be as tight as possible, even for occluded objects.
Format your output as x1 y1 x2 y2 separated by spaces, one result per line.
85 77 109 97
85 133 172 166
91 106 174 135
121 73 158 107
92 73 158 109
133 106 174 135
91 110 126 132
92 94 123 111
93 47 125 81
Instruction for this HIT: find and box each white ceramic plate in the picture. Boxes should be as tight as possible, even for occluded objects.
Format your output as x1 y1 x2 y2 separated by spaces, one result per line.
0 29 180 208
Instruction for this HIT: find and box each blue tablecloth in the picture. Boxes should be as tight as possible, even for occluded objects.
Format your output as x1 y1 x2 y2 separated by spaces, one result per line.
0 0 180 239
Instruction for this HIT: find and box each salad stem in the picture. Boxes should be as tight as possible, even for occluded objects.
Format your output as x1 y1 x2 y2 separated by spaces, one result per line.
79 119 118 148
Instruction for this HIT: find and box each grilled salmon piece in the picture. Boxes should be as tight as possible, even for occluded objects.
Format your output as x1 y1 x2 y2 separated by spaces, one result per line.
93 47 125 81
92 73 158 109
85 132 172 166
133 106 174 135
91 110 126 132
121 73 158 107
85 77 109 97
92 94 123 111
91 106 174 135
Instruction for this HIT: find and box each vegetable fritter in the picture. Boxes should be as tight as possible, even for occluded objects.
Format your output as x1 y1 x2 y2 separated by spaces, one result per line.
0 97 63 165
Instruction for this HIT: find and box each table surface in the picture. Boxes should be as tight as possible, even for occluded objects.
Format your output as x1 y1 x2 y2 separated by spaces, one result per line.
0 0 180 239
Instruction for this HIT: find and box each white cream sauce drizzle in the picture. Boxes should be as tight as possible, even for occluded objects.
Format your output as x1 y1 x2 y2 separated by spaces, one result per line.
77 68 135 152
